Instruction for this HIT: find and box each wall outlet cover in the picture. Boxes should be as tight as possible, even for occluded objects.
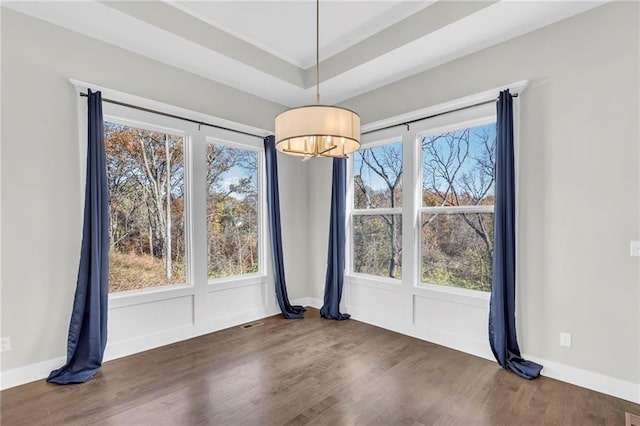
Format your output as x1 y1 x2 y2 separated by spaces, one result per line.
560 332 571 348
0 337 11 352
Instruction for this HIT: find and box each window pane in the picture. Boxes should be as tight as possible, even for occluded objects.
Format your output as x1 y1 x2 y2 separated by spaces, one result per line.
421 212 494 292
105 122 185 293
353 214 402 279
353 142 402 209
422 123 495 207
207 144 259 279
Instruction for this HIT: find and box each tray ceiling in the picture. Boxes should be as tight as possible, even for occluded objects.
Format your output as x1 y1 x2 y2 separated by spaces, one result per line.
4 1 607 107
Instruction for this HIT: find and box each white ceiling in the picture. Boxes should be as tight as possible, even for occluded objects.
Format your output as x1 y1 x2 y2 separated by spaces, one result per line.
4 1 607 107
172 1 433 68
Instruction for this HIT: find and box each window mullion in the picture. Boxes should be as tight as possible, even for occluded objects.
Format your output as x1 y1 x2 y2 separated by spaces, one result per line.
352 207 402 216
420 205 495 215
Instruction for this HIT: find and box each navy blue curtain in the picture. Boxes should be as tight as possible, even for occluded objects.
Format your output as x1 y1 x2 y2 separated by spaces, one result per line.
48 90 109 384
264 136 305 319
320 158 350 320
488 90 542 380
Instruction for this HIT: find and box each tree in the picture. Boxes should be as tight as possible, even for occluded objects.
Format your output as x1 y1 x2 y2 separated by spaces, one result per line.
351 124 495 290
206 144 259 278
104 124 259 292
421 125 496 291
353 143 403 278
104 122 185 289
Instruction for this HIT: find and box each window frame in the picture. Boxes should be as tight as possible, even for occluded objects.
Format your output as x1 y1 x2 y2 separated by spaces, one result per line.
205 136 266 285
347 135 404 284
103 112 192 297
414 109 497 296
347 101 500 299
101 101 267 303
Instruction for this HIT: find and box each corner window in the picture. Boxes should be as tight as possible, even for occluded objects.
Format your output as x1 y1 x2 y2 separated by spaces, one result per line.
420 123 495 292
104 121 186 293
352 141 403 279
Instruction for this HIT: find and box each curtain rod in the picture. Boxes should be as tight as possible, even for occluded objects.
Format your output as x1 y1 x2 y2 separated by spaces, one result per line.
362 93 518 136
79 92 265 139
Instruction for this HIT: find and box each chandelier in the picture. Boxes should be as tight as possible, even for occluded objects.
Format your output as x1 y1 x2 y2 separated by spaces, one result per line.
275 0 360 159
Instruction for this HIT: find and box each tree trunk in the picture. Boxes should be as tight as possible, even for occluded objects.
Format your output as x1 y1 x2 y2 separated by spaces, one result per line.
148 225 153 256
138 135 166 260
109 211 116 252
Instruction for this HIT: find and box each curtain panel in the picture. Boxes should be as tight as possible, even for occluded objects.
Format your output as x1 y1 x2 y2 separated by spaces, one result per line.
48 89 109 384
488 90 542 380
320 158 350 320
264 136 305 319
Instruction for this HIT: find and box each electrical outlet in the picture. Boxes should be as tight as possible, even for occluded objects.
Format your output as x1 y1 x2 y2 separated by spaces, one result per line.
0 337 11 352
631 241 640 257
560 332 571 348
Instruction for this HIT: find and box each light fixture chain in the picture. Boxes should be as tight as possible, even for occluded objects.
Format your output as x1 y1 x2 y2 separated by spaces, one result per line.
274 0 360 160
316 0 320 105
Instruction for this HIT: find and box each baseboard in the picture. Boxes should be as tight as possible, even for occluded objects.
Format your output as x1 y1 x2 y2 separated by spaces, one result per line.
3 302 639 405
1 300 323 391
348 307 639 404
0 356 66 391
291 297 322 310
524 355 640 404
104 304 281 362
349 307 494 362
0 305 282 391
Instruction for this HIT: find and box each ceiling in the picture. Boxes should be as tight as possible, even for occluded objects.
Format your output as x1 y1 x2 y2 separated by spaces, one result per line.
4 1 606 107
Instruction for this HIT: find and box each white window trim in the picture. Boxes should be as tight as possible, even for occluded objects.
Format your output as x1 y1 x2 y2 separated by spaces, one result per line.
70 79 270 308
205 136 267 286
347 137 404 282
419 205 495 215
102 106 196 301
414 110 496 296
352 207 402 216
347 81 526 305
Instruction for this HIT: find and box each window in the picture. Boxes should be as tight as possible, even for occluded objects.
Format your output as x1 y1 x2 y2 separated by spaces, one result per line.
420 122 496 292
207 142 260 279
104 121 186 293
351 141 403 279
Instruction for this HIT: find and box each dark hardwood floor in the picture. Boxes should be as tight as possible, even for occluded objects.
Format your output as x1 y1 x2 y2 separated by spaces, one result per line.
1 308 638 425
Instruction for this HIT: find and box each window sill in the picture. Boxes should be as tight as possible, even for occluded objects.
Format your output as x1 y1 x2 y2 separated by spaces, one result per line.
109 282 194 309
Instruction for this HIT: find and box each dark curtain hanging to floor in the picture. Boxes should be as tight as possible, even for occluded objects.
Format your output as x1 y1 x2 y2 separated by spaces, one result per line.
320 158 350 320
488 90 542 380
264 136 305 319
48 90 109 384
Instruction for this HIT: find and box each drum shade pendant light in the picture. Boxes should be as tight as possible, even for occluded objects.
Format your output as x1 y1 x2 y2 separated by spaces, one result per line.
275 0 360 159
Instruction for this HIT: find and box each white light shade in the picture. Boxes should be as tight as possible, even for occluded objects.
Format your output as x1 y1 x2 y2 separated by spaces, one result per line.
275 105 360 158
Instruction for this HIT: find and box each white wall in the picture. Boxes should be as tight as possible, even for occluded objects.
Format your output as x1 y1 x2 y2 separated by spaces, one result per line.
306 158 333 301
0 8 311 383
305 1 639 398
278 154 312 301
2 1 638 403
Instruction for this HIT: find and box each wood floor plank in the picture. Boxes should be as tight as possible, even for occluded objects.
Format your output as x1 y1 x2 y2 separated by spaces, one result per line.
1 308 638 425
